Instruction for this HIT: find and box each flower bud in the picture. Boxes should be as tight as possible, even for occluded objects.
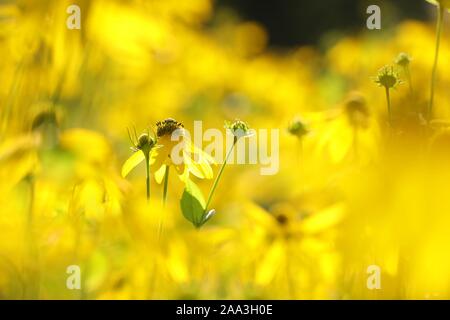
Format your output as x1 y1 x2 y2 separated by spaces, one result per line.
374 65 402 89
225 119 253 139
395 53 412 68
288 118 309 138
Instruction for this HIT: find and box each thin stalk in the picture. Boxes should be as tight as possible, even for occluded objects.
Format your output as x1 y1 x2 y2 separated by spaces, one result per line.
428 5 445 121
385 87 392 125
157 166 170 241
162 166 170 205
145 154 150 201
204 137 237 213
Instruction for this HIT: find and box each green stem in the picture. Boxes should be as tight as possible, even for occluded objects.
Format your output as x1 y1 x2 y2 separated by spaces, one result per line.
204 137 237 213
162 166 170 205
428 5 445 122
145 154 150 201
385 87 392 125
157 166 170 241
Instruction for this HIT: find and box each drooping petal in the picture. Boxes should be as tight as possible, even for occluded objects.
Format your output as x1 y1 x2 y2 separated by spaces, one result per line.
154 164 167 184
121 151 145 178
185 139 216 164
243 202 277 230
183 152 204 178
175 163 188 183
300 203 345 235
183 151 214 180
196 158 214 179
182 141 214 179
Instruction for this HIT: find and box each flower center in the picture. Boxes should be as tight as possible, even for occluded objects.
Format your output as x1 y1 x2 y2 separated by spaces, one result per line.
275 213 289 226
156 118 184 138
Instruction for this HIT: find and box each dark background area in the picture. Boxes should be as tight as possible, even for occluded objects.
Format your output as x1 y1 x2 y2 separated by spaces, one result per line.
215 0 429 47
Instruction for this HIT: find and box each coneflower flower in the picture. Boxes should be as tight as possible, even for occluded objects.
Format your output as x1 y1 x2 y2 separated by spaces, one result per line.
121 119 214 204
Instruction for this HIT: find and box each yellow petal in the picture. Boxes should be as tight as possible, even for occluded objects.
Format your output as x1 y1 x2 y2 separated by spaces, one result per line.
148 147 159 165
183 153 203 178
255 240 284 286
182 142 214 179
0 134 39 162
121 151 145 178
154 165 166 184
183 152 213 179
244 202 276 230
301 203 345 234
175 164 189 183
186 139 216 164
60 128 111 164
195 159 214 179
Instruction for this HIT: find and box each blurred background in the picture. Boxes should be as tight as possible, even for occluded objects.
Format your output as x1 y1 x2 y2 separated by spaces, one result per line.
215 0 429 47
1 0 450 300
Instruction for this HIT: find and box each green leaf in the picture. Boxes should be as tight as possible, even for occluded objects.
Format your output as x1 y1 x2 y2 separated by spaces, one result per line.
180 178 207 228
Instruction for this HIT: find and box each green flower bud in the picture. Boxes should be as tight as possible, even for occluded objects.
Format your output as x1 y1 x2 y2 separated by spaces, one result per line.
225 119 253 139
288 118 309 138
374 65 402 89
395 53 412 68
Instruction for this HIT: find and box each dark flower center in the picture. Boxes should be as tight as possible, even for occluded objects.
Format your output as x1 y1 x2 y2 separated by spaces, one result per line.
156 118 184 137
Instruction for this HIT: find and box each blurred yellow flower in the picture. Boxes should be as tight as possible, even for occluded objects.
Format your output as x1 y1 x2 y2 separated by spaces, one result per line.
3 0 450 300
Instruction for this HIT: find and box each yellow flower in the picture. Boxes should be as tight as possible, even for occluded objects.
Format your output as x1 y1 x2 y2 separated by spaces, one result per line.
121 119 214 183
238 201 344 298
152 118 214 183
